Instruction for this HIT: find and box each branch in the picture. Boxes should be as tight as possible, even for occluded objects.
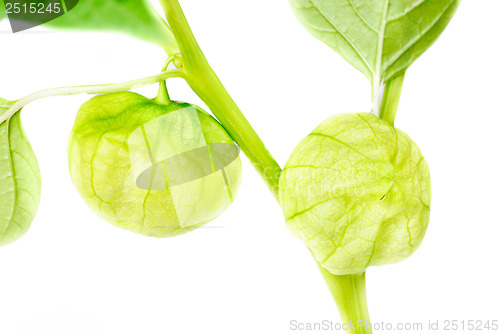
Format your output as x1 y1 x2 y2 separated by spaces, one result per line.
0 69 185 125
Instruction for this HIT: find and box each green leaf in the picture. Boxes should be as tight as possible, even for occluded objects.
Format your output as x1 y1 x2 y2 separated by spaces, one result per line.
289 0 460 99
1 0 178 54
0 100 41 246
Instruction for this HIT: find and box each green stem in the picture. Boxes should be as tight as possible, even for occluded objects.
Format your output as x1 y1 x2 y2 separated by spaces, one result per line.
152 5 180 56
159 0 282 200
378 73 405 126
160 4 373 333
0 69 185 125
318 264 373 334
156 79 171 105
155 55 177 105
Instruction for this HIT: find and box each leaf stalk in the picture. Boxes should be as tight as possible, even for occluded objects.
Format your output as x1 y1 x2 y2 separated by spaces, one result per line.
0 69 185 125
378 73 405 126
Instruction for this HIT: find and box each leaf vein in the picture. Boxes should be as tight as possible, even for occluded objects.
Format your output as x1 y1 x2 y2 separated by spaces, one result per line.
309 0 374 75
347 0 379 32
386 0 428 23
383 0 456 74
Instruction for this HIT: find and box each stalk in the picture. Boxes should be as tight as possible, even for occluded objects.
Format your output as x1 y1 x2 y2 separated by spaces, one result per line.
378 73 405 126
318 264 373 334
159 0 282 200
155 55 177 105
159 3 373 334
0 69 185 125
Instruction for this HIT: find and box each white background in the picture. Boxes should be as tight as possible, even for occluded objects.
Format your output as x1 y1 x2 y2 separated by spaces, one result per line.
0 1 499 333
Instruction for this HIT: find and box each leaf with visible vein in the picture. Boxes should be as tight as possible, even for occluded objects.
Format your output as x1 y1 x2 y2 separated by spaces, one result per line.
289 0 460 101
0 99 41 246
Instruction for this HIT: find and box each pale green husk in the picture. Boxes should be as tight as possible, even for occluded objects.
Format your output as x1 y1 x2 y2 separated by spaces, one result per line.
279 113 431 275
68 92 242 237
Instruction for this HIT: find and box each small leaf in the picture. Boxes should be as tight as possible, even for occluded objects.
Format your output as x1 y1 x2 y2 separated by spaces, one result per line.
290 0 460 94
0 100 41 246
1 0 178 54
